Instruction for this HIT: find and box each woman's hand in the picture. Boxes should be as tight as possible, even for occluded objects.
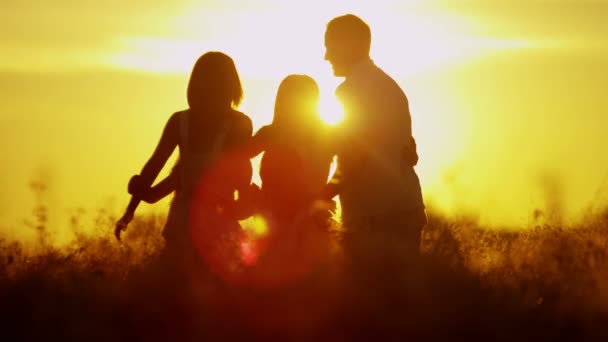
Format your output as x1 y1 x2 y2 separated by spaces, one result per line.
115 211 133 241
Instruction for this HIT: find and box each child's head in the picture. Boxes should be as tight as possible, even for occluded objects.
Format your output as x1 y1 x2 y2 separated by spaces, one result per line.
272 75 321 133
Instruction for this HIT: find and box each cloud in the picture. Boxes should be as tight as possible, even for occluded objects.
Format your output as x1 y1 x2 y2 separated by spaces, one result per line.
0 0 199 71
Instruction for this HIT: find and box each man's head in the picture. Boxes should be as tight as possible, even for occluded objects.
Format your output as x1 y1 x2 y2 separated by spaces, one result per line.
324 14 371 77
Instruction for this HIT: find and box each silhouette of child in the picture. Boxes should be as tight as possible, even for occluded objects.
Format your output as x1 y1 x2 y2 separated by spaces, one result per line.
233 74 336 288
239 75 336 227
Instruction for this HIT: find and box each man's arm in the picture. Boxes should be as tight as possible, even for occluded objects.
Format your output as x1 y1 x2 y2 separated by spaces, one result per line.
404 136 419 166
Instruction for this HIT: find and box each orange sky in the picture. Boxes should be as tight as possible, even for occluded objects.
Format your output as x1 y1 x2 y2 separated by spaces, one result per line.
1 0 607 240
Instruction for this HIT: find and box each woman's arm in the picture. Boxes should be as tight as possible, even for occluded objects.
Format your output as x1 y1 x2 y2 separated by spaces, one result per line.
145 171 178 203
127 170 178 204
242 125 272 158
223 114 255 219
115 113 180 241
233 114 254 189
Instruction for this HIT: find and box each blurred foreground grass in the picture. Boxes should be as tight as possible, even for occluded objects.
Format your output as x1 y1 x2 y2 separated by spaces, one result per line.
1 206 607 340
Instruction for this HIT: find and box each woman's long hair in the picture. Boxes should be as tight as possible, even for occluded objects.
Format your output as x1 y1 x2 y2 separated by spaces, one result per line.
171 52 244 191
187 51 244 113
272 74 321 140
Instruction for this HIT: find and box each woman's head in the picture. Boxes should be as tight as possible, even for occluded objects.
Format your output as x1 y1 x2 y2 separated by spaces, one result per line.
272 74 321 132
187 51 243 111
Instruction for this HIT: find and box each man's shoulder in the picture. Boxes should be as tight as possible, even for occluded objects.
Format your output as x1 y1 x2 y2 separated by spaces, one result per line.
342 62 394 89
335 79 351 98
363 64 409 105
339 65 407 103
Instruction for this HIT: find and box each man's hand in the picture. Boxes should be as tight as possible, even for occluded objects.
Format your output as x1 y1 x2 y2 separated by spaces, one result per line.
322 182 340 201
115 211 133 241
310 199 337 229
403 137 419 166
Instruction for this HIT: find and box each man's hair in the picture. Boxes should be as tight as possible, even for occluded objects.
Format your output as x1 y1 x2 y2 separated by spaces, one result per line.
326 14 371 55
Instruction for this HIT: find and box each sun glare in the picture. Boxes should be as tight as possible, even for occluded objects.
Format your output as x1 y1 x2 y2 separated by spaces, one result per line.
99 1 541 228
240 215 269 237
319 95 344 125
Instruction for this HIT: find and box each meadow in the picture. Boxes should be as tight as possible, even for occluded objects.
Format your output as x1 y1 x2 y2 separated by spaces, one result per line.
1 193 607 340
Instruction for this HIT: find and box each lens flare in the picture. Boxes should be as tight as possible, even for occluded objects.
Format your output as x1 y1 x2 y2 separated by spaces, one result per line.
189 146 332 290
238 215 269 266
240 240 258 266
251 215 268 237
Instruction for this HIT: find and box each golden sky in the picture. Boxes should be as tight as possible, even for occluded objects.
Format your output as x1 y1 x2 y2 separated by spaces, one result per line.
1 0 607 238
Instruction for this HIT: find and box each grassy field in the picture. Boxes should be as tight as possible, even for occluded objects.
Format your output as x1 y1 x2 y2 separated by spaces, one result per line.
1 205 607 341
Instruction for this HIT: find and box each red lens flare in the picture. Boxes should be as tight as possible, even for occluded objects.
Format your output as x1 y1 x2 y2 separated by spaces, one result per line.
187 145 332 291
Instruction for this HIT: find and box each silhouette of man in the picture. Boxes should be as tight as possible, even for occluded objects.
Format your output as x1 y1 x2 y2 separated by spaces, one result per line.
324 14 427 326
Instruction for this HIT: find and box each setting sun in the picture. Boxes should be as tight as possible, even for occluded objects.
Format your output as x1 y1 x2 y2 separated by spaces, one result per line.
0 0 606 232
2 0 608 339
319 94 344 125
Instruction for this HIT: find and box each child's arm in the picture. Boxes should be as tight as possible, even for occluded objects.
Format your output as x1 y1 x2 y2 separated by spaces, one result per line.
322 126 341 200
323 181 340 201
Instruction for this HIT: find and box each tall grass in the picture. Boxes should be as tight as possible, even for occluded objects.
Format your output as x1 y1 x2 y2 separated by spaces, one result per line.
1 197 607 340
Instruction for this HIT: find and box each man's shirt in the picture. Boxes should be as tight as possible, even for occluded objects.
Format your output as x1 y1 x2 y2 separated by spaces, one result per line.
333 58 425 225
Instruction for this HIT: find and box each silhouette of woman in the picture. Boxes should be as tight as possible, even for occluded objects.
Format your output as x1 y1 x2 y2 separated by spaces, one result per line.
114 52 252 271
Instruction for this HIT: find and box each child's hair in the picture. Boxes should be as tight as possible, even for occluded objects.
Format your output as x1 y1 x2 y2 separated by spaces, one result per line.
272 74 321 136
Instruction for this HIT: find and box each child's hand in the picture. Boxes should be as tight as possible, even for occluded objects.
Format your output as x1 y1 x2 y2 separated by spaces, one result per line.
115 211 133 241
226 183 262 220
